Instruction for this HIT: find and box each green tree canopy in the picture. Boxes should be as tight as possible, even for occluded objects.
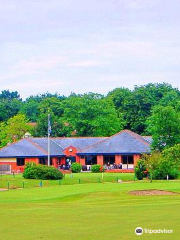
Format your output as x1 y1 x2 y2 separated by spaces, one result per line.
122 83 179 134
0 83 180 143
0 90 22 121
146 105 180 151
62 93 124 136
35 97 65 137
0 114 33 147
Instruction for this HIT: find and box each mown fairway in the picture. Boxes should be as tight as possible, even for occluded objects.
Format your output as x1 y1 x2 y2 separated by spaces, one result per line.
0 175 180 240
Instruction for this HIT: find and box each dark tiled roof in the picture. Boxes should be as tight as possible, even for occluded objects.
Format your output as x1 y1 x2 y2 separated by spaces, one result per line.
0 137 106 158
78 130 151 155
0 131 151 158
0 139 48 158
53 137 107 151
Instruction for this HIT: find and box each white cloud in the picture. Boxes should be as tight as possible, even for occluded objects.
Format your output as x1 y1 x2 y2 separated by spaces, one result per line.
67 60 107 68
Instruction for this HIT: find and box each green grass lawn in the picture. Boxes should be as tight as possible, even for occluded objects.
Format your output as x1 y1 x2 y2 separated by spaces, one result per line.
0 172 135 189
0 175 180 240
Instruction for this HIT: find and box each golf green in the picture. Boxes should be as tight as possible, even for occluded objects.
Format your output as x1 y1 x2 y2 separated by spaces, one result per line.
0 180 180 240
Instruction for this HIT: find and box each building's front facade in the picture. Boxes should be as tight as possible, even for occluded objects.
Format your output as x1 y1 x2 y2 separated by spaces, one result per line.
0 130 152 173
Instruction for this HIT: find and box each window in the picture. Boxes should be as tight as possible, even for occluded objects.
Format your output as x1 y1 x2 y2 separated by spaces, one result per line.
128 156 134 164
122 155 134 164
85 156 97 165
17 158 25 166
104 155 115 165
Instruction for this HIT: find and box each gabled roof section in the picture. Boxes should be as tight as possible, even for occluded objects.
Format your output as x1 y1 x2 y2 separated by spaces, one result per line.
0 139 46 158
78 130 151 155
0 138 65 158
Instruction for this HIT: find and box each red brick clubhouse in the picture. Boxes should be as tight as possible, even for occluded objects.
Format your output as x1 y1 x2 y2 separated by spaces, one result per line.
0 130 152 173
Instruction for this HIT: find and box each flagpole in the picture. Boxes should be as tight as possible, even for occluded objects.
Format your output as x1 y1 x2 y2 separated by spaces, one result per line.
48 114 50 166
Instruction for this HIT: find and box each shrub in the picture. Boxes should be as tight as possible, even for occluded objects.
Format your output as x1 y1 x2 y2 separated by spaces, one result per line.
135 159 147 180
23 163 63 180
91 164 105 173
168 168 179 179
140 149 180 180
135 168 144 180
152 158 179 180
161 144 180 179
25 161 37 169
71 162 82 173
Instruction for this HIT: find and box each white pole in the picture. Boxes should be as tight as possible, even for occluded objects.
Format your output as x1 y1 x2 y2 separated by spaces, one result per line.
48 114 50 166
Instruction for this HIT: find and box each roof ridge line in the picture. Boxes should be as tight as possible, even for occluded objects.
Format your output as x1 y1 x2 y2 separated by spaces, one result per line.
50 139 65 150
54 137 107 139
79 129 127 152
27 138 48 155
127 131 150 146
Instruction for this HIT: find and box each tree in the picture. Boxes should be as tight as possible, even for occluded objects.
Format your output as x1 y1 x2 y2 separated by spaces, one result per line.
162 144 180 169
159 91 180 108
123 83 179 134
20 93 66 122
134 159 147 180
20 97 40 122
62 93 123 136
107 87 131 112
141 152 162 181
0 82 180 139
0 90 22 121
146 106 180 151
0 90 21 100
142 148 180 180
35 97 66 137
0 114 33 147
107 88 131 127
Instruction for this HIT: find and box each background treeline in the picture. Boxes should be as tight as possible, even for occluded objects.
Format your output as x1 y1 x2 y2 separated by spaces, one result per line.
1 82 180 150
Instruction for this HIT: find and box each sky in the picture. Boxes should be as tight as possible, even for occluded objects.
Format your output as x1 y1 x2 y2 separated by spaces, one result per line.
0 0 180 99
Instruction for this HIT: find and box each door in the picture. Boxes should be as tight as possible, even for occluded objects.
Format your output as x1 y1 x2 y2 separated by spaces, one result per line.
65 157 76 169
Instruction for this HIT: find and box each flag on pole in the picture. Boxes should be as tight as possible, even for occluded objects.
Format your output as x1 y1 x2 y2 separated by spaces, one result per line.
48 114 51 136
